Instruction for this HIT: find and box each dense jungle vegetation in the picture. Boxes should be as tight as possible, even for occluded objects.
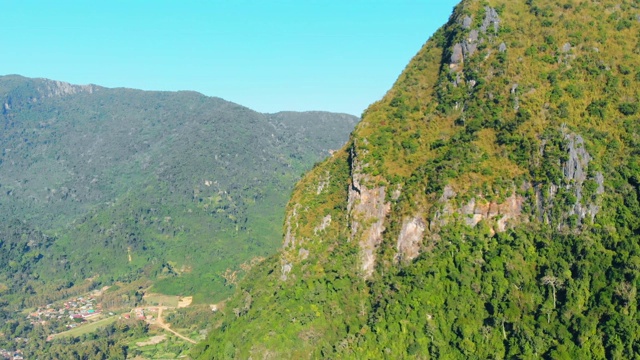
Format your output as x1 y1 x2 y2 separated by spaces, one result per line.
0 75 357 309
193 0 640 358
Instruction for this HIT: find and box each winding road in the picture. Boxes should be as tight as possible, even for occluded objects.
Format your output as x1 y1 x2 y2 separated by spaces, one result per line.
148 307 197 344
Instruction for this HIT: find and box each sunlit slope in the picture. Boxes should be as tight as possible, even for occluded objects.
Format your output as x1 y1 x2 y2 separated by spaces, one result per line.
194 0 640 358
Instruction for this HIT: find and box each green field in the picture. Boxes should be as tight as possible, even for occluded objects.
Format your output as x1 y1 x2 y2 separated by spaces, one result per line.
53 316 119 339
143 293 180 307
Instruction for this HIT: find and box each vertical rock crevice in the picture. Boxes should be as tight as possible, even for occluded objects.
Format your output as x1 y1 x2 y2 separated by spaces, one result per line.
347 143 390 279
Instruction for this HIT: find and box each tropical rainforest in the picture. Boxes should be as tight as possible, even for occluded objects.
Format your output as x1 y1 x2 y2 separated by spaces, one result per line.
192 0 640 358
0 75 357 341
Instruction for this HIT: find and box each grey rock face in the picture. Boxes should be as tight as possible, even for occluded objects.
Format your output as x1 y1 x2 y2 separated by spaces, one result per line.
396 216 426 262
313 214 332 235
451 8 499 69
463 43 478 57
451 43 464 65
481 6 500 33
595 172 605 194
462 30 480 58
347 143 391 279
561 42 572 53
440 185 457 202
462 15 473 29
563 132 594 223
536 129 604 226
283 205 299 249
29 79 98 101
280 262 292 281
564 133 590 184
468 29 480 43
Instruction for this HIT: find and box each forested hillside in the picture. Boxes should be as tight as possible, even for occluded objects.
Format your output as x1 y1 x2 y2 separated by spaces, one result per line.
194 0 640 358
0 75 358 306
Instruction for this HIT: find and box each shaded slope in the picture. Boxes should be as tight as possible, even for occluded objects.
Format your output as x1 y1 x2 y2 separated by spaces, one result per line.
194 0 640 358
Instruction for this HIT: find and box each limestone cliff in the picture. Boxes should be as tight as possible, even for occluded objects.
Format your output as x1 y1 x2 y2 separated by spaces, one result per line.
347 144 390 278
194 0 640 358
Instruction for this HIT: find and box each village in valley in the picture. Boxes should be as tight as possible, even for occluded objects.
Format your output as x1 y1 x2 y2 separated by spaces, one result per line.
0 349 23 360
28 296 103 334
0 285 212 359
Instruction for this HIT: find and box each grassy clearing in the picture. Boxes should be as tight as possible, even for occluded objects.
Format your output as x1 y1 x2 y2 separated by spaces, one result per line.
53 316 118 339
143 293 180 307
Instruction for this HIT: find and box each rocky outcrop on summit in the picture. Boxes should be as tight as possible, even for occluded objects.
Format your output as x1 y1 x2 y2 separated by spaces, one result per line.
1 76 99 113
480 6 500 33
450 6 500 68
37 79 97 98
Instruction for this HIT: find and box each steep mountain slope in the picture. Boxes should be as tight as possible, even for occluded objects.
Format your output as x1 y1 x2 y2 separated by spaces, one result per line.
0 75 358 304
194 0 640 358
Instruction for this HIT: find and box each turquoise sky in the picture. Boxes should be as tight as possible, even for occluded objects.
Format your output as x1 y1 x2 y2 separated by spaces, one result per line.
2 1 458 116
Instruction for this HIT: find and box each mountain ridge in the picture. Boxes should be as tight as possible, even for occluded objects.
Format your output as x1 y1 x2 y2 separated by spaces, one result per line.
1 74 359 118
0 74 358 306
194 0 640 358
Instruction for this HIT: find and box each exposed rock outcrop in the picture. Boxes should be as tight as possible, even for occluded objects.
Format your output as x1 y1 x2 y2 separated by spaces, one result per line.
432 186 526 235
280 205 299 280
563 132 603 222
450 43 465 66
280 262 292 281
348 144 390 279
37 79 97 98
429 130 604 237
450 7 500 69
396 216 426 262
462 15 473 29
536 129 604 226
480 6 500 33
314 215 332 235
563 132 589 184
282 205 299 250
462 30 480 58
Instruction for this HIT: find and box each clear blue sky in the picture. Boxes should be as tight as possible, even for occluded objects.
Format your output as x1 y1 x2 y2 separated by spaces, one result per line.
2 1 459 116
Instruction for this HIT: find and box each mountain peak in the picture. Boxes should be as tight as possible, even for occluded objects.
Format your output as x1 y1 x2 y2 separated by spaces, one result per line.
194 1 640 358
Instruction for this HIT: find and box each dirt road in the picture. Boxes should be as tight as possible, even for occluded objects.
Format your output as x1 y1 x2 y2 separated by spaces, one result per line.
149 307 197 344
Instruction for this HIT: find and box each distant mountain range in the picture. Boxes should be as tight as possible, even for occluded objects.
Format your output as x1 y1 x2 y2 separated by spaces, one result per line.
0 74 358 305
